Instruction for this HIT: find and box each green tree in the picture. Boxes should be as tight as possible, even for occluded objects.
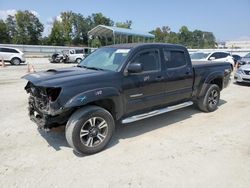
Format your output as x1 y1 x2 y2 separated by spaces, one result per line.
167 32 179 44
5 15 17 43
91 13 114 27
91 37 101 48
48 19 65 46
151 26 171 42
115 20 132 29
14 10 44 44
60 11 74 45
71 13 90 45
191 30 204 48
203 32 216 48
178 26 192 47
0 19 10 43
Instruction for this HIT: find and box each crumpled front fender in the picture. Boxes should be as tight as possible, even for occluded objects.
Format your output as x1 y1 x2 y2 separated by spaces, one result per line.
64 87 120 109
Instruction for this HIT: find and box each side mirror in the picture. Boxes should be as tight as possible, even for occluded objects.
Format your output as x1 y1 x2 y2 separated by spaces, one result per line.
127 63 143 73
209 57 215 61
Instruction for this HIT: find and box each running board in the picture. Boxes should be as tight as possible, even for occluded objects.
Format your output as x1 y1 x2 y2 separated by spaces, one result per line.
122 101 193 124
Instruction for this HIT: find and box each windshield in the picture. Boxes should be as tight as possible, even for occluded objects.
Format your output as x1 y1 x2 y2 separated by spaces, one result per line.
79 47 130 71
190 52 210 60
244 53 250 58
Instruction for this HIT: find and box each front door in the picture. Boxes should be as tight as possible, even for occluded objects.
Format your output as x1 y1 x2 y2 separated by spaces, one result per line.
122 48 165 115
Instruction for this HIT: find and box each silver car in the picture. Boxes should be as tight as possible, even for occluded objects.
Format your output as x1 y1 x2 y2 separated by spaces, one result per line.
238 53 250 67
234 64 250 83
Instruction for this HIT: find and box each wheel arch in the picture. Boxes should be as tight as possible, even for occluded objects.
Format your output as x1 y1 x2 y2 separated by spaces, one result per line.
11 56 21 63
198 72 224 98
63 87 123 120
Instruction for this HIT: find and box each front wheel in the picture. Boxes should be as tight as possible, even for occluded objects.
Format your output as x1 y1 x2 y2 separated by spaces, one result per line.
66 106 115 155
11 57 21 65
197 84 220 112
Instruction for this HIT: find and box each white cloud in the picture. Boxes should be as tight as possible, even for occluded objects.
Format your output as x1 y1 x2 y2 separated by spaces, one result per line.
0 9 17 20
0 9 40 20
30 10 40 17
56 15 62 22
43 17 53 37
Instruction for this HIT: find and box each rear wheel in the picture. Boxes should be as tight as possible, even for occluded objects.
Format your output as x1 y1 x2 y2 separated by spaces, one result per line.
197 84 220 112
11 57 21 65
66 106 115 155
76 58 82 64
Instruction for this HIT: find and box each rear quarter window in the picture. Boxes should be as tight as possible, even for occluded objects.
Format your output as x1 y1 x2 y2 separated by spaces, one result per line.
75 49 84 54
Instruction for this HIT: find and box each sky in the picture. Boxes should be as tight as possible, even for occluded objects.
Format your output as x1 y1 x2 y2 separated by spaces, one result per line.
0 0 250 41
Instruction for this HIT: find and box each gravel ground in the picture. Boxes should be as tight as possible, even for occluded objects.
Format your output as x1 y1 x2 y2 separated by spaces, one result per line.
0 58 250 188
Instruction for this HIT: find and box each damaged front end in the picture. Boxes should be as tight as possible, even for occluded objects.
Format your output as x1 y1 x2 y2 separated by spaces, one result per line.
24 82 70 129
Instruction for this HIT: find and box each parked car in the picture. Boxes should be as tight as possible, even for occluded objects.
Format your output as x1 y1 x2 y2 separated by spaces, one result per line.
23 43 231 155
0 47 26 65
234 64 250 83
49 48 94 64
237 53 250 67
190 51 234 70
232 54 241 66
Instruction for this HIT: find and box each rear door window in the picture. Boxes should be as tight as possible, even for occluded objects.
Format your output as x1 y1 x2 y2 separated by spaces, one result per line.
0 48 18 53
163 49 187 68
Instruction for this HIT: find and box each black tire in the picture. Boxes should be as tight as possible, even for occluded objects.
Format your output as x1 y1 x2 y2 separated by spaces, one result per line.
65 105 115 155
11 57 21 65
76 58 82 64
197 84 220 112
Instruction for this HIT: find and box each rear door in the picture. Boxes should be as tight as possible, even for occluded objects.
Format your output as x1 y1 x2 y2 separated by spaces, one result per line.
123 48 165 114
162 48 194 104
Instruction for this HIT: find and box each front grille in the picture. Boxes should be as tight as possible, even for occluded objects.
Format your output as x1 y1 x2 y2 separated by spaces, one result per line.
243 78 250 81
244 70 250 75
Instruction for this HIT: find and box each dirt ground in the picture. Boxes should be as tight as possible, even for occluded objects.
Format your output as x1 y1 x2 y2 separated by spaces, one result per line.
0 58 250 188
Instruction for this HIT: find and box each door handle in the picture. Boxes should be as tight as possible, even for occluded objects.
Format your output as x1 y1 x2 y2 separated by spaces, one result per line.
185 68 192 75
155 76 164 81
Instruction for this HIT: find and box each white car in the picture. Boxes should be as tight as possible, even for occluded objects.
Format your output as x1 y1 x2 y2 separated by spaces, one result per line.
190 51 234 70
66 49 86 63
0 47 26 65
234 64 250 83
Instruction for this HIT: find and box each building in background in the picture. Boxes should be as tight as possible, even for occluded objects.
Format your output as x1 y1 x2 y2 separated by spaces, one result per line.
225 40 250 49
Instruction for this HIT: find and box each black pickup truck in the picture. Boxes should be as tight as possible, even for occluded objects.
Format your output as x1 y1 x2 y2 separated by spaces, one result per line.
23 43 231 154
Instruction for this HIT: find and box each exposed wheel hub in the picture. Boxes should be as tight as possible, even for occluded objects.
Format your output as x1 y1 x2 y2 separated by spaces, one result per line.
89 127 99 137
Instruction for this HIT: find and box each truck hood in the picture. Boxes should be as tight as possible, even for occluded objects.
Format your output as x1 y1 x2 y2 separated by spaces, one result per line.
22 67 111 87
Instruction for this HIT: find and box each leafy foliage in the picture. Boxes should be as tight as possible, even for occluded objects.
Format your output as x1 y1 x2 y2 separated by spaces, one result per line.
0 10 216 48
115 20 132 29
151 25 216 48
0 19 10 43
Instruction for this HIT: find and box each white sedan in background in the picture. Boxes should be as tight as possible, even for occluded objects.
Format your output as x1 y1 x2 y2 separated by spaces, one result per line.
0 47 26 65
234 64 250 83
190 51 234 70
